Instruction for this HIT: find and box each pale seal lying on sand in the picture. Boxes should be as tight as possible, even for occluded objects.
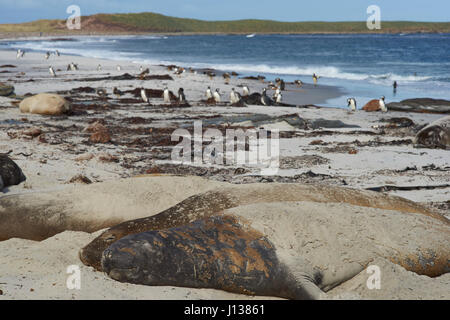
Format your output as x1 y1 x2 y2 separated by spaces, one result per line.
19 93 71 116
0 175 224 241
414 115 450 149
80 182 447 272
101 201 450 299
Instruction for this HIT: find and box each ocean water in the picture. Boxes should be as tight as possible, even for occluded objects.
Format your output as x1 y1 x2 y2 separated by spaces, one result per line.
2 33 450 108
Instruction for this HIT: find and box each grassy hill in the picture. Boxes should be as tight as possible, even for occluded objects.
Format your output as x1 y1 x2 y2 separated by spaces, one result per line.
1 12 450 35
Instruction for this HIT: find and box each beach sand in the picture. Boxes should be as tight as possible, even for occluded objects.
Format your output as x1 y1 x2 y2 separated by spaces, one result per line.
0 48 449 300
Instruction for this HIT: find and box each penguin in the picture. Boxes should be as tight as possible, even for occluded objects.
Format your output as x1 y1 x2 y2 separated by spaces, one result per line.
139 66 144 73
175 67 185 75
178 88 186 103
163 87 171 103
208 72 216 80
272 88 281 101
16 49 22 59
276 92 283 104
261 88 271 106
141 88 149 103
117 65 121 72
294 80 303 87
113 87 124 98
97 64 102 71
242 86 250 97
69 62 78 71
213 89 221 103
55 50 60 57
49 66 56 77
20 50 25 58
45 52 50 60
230 88 241 104
223 73 231 84
206 86 213 100
96 88 107 98
347 98 357 112
393 81 398 94
379 96 388 112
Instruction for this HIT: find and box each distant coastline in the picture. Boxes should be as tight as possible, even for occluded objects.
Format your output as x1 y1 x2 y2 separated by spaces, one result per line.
1 12 449 39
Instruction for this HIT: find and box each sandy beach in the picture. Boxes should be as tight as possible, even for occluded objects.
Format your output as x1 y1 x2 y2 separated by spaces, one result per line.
0 48 449 300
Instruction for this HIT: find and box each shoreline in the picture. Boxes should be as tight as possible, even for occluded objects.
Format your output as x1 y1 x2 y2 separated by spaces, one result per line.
2 30 450 40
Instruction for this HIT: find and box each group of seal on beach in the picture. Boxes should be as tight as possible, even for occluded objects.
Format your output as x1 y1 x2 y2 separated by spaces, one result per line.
2 175 447 299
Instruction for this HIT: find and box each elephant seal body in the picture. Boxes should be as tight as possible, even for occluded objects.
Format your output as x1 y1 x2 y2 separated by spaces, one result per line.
101 202 450 299
414 115 450 149
102 215 319 300
19 93 71 116
0 175 224 241
80 183 445 272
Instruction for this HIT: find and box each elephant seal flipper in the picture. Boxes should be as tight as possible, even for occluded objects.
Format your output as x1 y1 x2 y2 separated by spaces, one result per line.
101 215 325 300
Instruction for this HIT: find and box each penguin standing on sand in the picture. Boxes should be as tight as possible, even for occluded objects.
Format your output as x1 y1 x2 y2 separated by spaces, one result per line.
178 88 186 103
213 89 221 103
272 88 281 101
261 88 271 106
242 85 250 97
16 49 22 59
379 96 388 112
113 87 123 98
163 87 171 103
49 66 56 77
347 98 357 112
206 86 213 99
45 51 50 60
230 88 241 104
55 50 60 57
117 65 121 72
141 88 149 103
276 92 283 104
97 64 102 71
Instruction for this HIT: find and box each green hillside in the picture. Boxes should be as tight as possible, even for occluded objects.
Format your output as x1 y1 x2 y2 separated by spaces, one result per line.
1 12 449 35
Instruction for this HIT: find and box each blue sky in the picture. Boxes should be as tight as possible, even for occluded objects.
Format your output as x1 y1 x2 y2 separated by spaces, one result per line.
0 0 449 24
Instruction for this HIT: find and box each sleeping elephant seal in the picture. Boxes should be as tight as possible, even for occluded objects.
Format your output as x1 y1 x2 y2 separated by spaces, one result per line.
80 183 446 272
0 175 224 241
101 201 450 300
414 115 450 149
102 215 322 300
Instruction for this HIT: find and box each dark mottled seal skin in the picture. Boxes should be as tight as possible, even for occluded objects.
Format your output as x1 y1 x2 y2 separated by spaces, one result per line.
101 215 320 300
0 155 26 188
79 184 445 272
414 115 450 149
